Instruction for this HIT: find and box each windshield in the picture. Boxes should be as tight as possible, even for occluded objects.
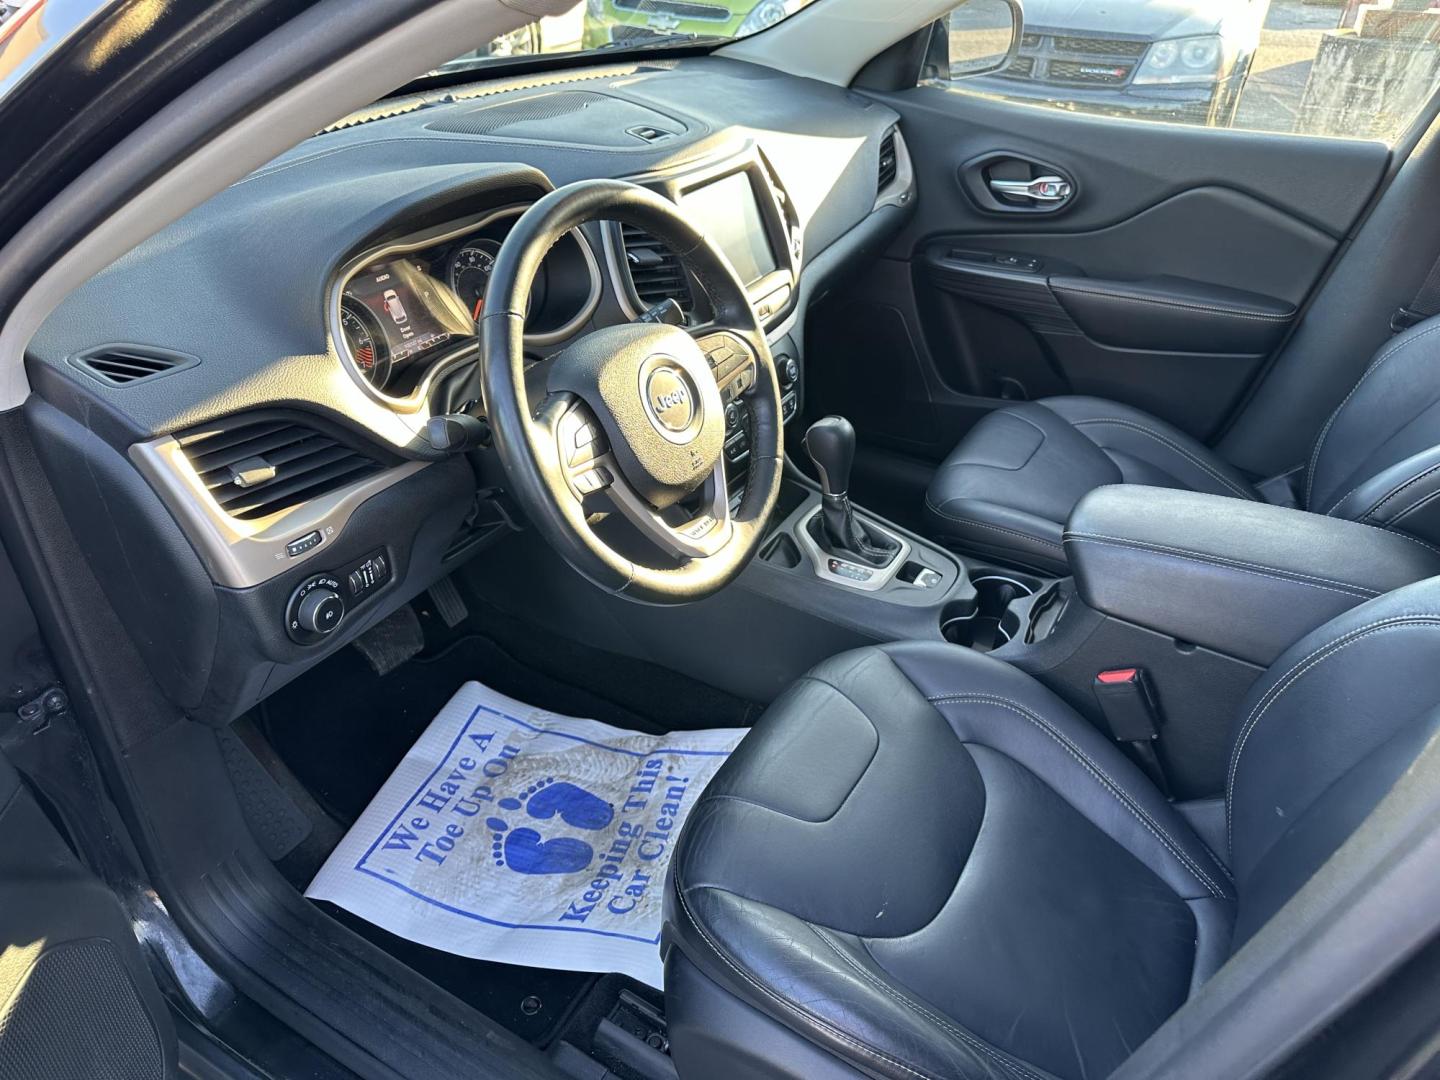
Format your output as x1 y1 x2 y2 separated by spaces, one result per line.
432 0 822 76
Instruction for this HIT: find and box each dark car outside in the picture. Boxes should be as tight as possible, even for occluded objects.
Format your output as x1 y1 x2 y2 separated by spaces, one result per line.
966 0 1270 125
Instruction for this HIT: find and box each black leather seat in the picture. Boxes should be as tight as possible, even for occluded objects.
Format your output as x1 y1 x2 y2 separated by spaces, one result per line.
663 579 1440 1080
924 318 1440 573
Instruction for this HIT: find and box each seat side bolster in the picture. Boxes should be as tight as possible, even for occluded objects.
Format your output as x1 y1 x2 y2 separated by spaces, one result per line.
1043 395 1259 501
1325 443 1440 553
883 642 1236 905
667 886 1059 1080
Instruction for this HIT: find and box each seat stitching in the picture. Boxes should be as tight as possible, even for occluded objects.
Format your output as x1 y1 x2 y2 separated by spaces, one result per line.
925 693 1231 898
1225 616 1440 853
673 882 939 1080
1384 529 1440 558
1052 284 1294 321
1068 419 1255 500
1332 460 1440 520
923 498 1066 553
1305 323 1440 507
810 927 1049 1080
1062 534 1378 599
1391 484 1440 525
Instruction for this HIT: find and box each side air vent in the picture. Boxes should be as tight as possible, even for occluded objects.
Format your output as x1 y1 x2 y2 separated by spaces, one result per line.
70 345 198 386
878 130 899 193
619 224 694 315
177 416 384 521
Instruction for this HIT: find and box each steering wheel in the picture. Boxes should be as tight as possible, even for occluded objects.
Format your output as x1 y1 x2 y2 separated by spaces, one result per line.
479 179 784 604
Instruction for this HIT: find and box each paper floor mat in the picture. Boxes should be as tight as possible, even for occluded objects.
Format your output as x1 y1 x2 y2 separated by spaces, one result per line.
305 680 746 988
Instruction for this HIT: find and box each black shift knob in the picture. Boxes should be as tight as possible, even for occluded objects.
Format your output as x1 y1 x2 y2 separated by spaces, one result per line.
804 415 855 497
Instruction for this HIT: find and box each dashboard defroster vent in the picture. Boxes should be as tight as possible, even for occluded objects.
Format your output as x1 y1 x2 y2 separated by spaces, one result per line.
178 417 384 521
70 345 198 386
878 130 899 193
619 223 693 315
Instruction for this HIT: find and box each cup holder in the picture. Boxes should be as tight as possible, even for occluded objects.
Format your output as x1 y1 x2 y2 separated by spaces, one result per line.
941 574 1039 652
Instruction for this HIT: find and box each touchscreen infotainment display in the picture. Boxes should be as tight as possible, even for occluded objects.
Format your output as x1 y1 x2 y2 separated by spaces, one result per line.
682 172 779 287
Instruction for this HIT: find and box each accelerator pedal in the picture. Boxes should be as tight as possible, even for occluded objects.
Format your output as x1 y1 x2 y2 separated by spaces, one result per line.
426 575 470 630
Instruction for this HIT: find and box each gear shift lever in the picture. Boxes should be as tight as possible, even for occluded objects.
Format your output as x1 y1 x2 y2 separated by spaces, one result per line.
803 416 900 568
803 415 856 499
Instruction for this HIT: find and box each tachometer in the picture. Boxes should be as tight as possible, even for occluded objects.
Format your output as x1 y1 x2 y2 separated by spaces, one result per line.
448 240 502 321
340 297 392 390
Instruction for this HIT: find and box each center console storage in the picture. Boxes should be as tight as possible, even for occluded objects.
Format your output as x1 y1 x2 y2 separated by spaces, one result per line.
1066 485 1440 667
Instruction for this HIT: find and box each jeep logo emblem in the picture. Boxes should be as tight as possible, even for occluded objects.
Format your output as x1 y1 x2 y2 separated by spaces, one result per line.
645 367 694 433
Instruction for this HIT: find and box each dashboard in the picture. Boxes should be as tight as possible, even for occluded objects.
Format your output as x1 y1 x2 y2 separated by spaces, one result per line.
21 55 914 724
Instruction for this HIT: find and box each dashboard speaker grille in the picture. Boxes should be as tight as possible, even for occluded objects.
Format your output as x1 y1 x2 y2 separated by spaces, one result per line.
426 91 597 135
178 416 384 521
878 130 898 193
70 345 197 386
619 224 693 315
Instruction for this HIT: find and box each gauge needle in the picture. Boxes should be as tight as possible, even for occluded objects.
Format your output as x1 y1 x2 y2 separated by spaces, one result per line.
472 297 484 321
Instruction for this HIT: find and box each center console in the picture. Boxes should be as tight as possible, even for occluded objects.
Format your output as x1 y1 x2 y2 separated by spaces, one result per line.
734 427 1440 801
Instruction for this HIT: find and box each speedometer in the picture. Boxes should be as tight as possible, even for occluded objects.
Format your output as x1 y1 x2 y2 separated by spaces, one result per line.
448 240 502 321
340 297 392 390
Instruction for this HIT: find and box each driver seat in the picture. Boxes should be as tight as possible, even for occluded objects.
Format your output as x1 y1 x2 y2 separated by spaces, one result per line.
663 579 1440 1079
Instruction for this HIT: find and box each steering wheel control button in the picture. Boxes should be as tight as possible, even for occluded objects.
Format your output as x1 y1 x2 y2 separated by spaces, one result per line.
298 588 345 635
573 465 612 495
286 530 323 557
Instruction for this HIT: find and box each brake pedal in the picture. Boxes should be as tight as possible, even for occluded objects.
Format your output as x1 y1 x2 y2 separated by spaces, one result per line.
427 575 469 629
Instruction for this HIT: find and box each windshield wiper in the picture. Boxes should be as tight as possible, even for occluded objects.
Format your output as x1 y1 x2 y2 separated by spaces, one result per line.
593 32 730 52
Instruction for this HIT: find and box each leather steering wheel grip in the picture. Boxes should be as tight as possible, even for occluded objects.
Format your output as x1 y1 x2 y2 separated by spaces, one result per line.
479 178 783 604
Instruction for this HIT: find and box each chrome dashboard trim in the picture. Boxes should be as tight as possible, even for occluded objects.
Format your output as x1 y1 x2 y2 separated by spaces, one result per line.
130 436 426 589
329 204 602 414
874 126 916 213
794 506 912 593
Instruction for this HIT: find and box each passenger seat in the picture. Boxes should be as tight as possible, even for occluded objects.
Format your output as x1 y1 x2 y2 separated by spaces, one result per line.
924 317 1440 573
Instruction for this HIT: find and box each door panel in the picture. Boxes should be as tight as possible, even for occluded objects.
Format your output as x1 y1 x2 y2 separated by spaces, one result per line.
842 85 1391 447
0 540 176 1079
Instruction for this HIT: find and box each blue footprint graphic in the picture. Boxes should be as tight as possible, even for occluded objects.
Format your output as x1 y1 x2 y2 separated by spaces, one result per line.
512 779 615 831
486 778 614 876
487 821 594 875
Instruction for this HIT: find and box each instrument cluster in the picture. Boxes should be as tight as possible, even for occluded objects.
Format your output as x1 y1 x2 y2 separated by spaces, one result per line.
335 207 600 399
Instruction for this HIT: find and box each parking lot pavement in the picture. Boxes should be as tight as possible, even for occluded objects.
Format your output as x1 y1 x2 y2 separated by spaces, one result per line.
1236 0 1344 133
1238 0 1440 139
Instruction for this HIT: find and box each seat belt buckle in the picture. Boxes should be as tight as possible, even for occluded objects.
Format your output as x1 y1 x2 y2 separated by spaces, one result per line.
1093 668 1172 796
1391 307 1427 334
1093 668 1160 743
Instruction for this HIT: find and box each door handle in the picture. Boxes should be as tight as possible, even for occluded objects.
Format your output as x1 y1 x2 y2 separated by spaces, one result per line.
989 176 1073 204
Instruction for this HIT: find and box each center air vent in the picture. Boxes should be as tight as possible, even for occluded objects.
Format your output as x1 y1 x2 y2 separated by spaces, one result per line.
70 345 198 386
878 130 899 193
619 224 694 315
178 417 384 521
